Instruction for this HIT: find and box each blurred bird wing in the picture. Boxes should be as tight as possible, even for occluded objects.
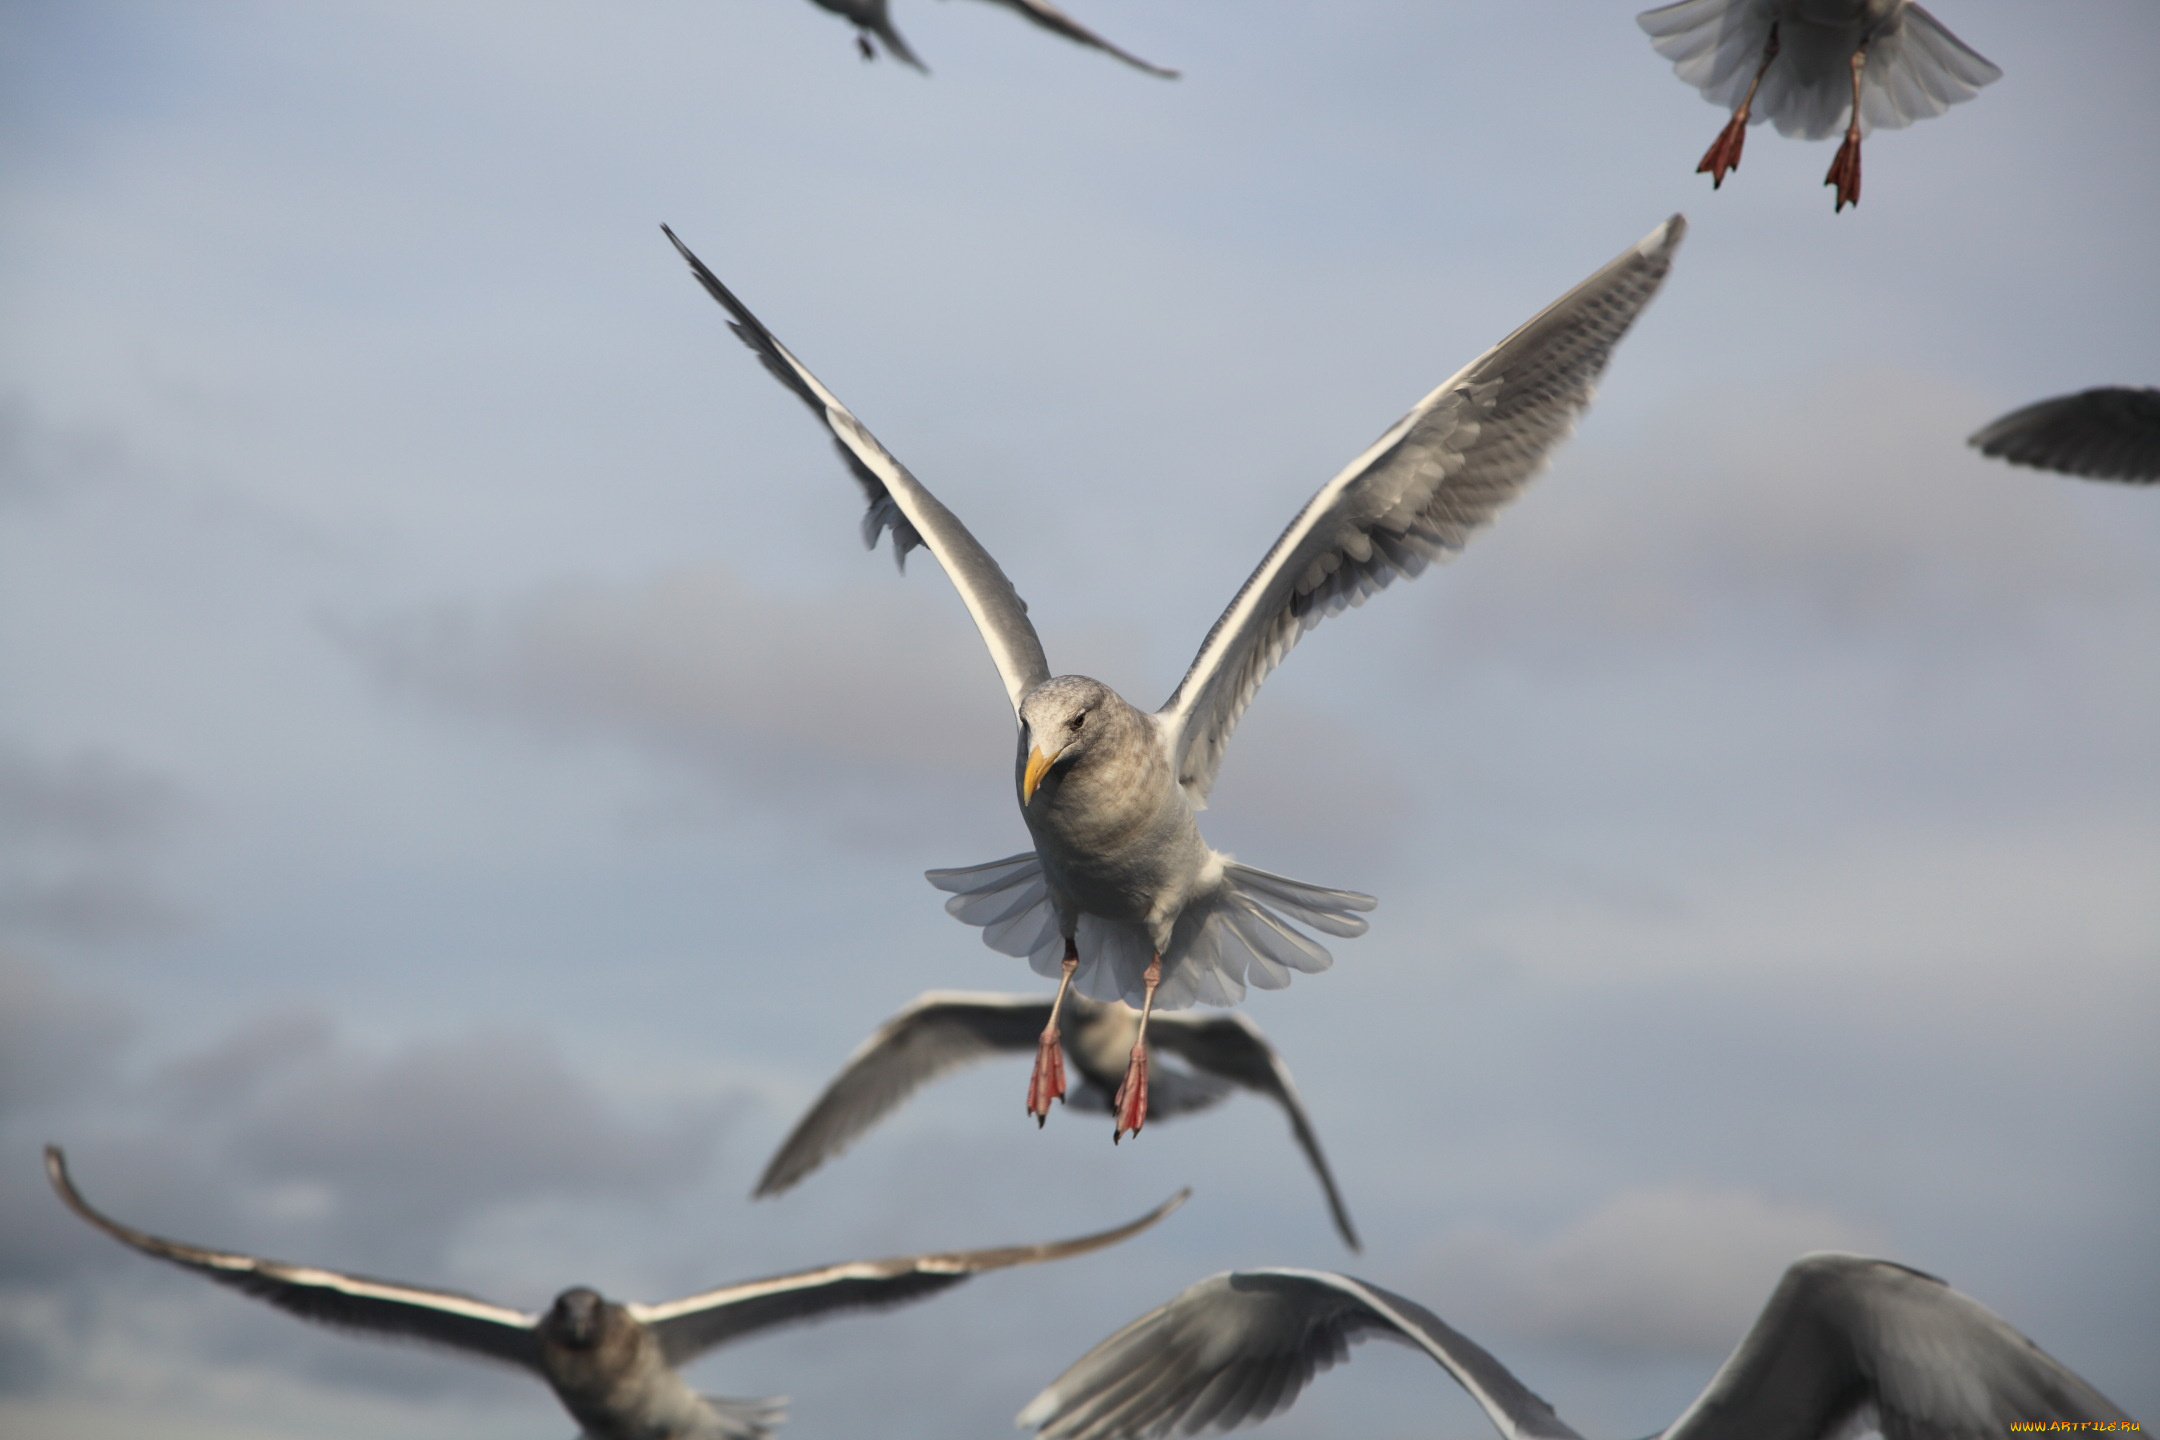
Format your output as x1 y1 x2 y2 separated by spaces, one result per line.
968 0 1179 77
1969 386 2160 483
1663 1253 2133 1440
1146 1010 1360 1251
1155 218 1684 802
663 226 1053 717
45 1146 544 1372
635 1190 1188 1366
753 991 1055 1197
1018 1268 1583 1440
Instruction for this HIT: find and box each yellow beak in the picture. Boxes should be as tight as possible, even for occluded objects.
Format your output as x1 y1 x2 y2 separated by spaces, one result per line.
1022 746 1059 805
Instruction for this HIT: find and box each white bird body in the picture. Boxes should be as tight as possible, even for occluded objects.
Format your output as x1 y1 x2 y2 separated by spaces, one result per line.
664 217 1684 1132
1021 688 1204 946
1020 1255 2134 1440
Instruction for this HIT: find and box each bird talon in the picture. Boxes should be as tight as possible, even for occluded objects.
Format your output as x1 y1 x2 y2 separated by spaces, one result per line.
1111 1046 1149 1142
1026 1027 1067 1123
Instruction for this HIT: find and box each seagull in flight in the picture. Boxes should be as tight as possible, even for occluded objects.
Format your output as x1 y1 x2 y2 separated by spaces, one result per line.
808 0 1178 77
1018 1254 2134 1440
662 216 1682 1143
1638 1 2000 210
755 989 1360 1250
47 1145 1182 1440
1969 387 2160 484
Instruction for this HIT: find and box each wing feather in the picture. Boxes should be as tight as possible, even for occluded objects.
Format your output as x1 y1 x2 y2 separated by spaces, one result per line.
663 226 1053 715
1969 387 2160 483
970 0 1179 77
1145 1011 1360 1252
753 991 1053 1197
1018 1269 1582 1440
636 1190 1186 1366
44 1147 543 1373
1157 218 1684 800
1662 1253 2133 1440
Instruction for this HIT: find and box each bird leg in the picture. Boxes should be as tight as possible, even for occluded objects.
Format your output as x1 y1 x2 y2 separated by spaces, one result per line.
1026 939 1079 1125
1825 42 1867 211
856 32 875 62
1111 955 1161 1143
1697 22 1779 188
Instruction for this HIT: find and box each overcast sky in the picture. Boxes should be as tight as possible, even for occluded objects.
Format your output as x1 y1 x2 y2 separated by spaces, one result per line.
1 2 2155 1437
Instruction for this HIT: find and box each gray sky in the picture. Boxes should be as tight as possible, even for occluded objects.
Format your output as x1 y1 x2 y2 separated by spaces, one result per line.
1 2 2155 1436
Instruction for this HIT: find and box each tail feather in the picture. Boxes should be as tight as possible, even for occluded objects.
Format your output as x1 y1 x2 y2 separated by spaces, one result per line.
1224 862 1374 939
926 854 1373 1010
695 1394 788 1440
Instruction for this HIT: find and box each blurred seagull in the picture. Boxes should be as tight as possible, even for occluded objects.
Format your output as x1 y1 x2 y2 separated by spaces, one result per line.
808 0 1178 77
1018 1254 2134 1440
1638 1 2000 210
755 990 1360 1250
47 1145 1182 1440
1969 387 2160 484
662 216 1682 1142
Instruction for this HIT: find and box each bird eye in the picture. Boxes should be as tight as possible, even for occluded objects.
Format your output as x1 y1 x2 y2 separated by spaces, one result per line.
1068 712 1086 730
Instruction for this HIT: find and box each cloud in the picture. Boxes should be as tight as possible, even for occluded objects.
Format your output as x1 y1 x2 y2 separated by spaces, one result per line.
0 746 191 946
0 397 132 509
1425 369 2153 666
333 566 1020 840
0 957 742 1398
1416 1184 1885 1363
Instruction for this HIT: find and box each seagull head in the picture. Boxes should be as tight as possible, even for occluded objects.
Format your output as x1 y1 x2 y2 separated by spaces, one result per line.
1019 676 1117 805
542 1287 611 1350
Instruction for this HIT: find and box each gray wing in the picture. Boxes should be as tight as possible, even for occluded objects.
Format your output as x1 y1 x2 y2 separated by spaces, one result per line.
754 991 1054 1197
1145 1011 1360 1252
1018 1268 1583 1440
808 0 928 70
662 226 1053 716
45 1146 544 1373
967 0 1179 77
1969 387 2160 484
1156 217 1684 801
633 1190 1188 1367
1663 1253 2133 1440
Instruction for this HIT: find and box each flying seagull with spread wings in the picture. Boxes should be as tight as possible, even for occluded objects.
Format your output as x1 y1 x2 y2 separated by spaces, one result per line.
663 216 1683 1142
1969 387 2160 484
808 0 1177 77
755 990 1359 1250
47 1145 1182 1440
1639 1 1999 210
1019 1255 2133 1440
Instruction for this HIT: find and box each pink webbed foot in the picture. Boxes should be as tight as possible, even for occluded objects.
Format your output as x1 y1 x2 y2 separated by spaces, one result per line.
1825 132 1861 211
1111 1045 1149 1143
1026 1028 1067 1127
1696 111 1749 188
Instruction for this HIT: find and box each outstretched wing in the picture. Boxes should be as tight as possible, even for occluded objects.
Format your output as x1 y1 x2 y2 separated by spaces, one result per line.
635 1190 1187 1367
663 225 1053 716
1969 386 2160 484
969 0 1179 77
1018 1268 1582 1440
1145 1011 1359 1252
754 990 1054 1197
1157 217 1684 801
45 1146 544 1373
1663 1253 2133 1440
